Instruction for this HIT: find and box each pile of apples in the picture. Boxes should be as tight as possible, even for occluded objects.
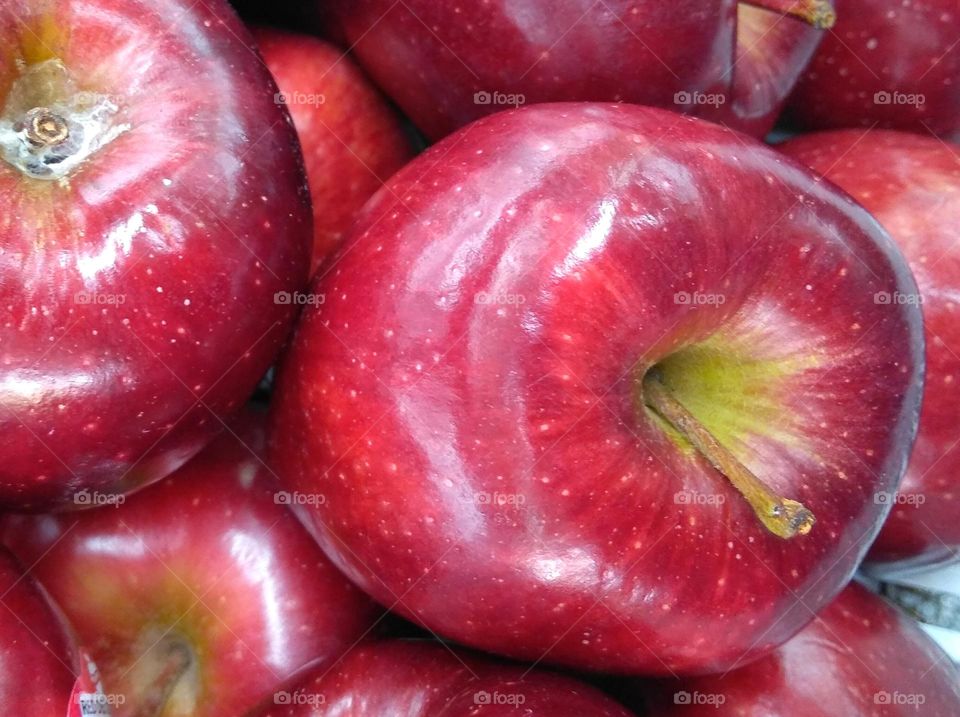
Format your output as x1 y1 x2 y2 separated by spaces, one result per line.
1 0 959 715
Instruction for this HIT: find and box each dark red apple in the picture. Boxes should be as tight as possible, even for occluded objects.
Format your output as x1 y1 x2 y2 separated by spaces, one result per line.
780 129 960 571
0 0 311 510
636 582 960 715
269 103 924 675
0 411 379 717
324 0 836 140
253 28 415 274
247 640 635 716
786 0 960 138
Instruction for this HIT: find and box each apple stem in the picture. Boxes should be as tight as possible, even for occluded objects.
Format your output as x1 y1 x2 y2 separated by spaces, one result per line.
130 641 193 717
740 0 836 29
20 107 70 148
642 370 815 539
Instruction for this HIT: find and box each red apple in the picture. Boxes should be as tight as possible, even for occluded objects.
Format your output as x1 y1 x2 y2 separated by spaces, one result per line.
247 640 636 716
253 28 415 274
636 582 960 715
269 103 924 675
0 0 311 510
786 0 960 138
324 0 836 140
0 410 379 717
780 129 960 571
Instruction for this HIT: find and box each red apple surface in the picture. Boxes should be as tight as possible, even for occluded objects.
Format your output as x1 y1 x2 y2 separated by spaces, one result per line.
253 28 415 274
247 640 636 716
786 0 960 138
0 0 311 510
324 0 836 140
0 547 100 716
636 582 960 715
269 103 924 675
780 130 960 570
0 411 379 717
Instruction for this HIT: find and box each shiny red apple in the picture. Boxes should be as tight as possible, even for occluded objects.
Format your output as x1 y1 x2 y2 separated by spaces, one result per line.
786 0 960 138
324 0 836 140
253 28 415 274
0 411 379 717
0 0 311 510
247 640 635 716
269 103 924 675
636 582 960 715
780 129 960 571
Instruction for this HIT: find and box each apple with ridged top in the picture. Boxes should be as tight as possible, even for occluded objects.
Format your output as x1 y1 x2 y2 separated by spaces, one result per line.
636 582 960 715
246 640 636 716
0 411 379 717
324 0 836 140
781 129 960 571
0 0 311 510
253 28 415 275
269 103 924 675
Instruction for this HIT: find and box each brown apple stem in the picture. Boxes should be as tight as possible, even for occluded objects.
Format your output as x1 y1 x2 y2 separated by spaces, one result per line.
740 0 836 29
130 641 193 717
642 370 815 539
21 107 70 148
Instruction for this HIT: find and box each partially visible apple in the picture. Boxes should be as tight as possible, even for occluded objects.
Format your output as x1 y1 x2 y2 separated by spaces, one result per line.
786 0 960 138
0 0 311 510
269 103 924 675
324 0 835 140
247 640 636 716
0 410 379 717
636 582 960 715
253 28 415 273
780 129 960 571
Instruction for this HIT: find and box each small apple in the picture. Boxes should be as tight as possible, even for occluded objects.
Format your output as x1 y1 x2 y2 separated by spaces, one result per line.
269 103 924 675
247 640 636 716
786 0 960 138
324 0 836 140
0 0 311 510
780 129 960 571
253 28 415 274
0 410 379 717
635 582 960 715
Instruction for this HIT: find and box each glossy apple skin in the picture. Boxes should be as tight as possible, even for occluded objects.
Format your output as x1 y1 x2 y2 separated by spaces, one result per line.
0 548 86 716
786 0 960 138
324 0 828 140
247 640 636 716
636 582 960 715
253 28 415 274
0 411 379 717
780 130 960 571
269 103 924 675
0 0 311 510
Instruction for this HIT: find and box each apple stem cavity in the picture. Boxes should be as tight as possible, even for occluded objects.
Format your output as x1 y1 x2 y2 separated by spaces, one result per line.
740 0 836 29
642 370 816 539
131 639 194 717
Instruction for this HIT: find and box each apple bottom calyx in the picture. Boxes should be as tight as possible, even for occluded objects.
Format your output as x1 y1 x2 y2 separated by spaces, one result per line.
642 369 815 539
